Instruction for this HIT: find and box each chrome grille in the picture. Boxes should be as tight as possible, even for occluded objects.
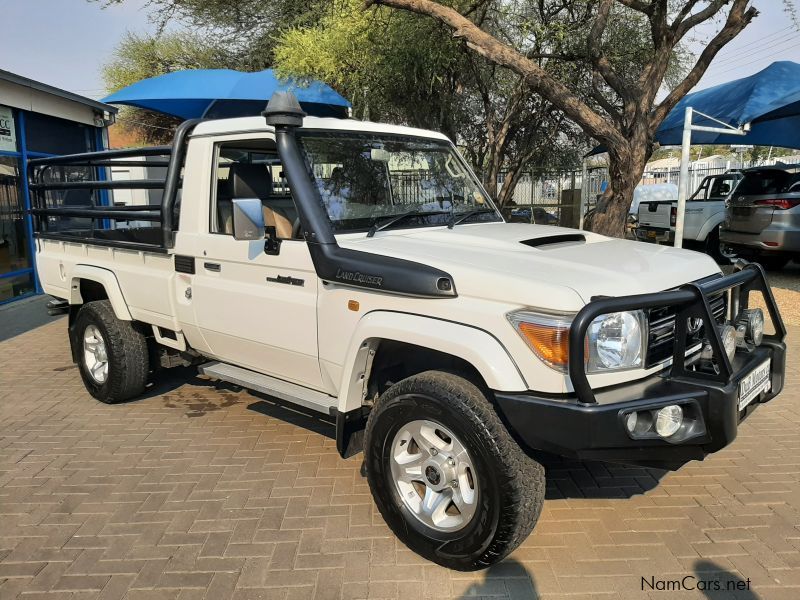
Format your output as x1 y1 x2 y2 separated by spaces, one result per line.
645 293 727 367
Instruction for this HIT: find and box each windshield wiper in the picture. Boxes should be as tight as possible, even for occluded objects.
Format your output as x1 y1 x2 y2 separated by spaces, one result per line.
366 209 449 238
447 208 496 229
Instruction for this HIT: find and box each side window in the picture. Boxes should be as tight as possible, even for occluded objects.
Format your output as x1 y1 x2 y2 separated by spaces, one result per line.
210 140 297 239
708 177 735 200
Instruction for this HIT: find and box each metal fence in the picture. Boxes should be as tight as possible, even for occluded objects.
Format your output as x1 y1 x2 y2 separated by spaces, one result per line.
499 154 800 227
497 168 606 227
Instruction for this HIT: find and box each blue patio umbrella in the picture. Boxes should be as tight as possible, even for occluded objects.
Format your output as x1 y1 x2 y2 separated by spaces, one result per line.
654 61 800 149
102 69 350 120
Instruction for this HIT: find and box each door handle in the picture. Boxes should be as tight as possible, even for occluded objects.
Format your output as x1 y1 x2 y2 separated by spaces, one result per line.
204 262 221 272
267 275 304 286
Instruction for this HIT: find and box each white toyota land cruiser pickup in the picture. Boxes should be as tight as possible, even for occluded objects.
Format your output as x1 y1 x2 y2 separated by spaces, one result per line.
31 93 787 571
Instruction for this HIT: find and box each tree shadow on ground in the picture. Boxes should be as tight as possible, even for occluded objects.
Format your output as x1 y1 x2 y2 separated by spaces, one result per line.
456 558 539 599
692 559 758 600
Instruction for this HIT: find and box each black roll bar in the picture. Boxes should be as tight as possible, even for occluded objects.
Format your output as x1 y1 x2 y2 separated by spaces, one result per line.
30 208 162 221
28 120 202 251
162 118 202 248
30 180 166 191
27 146 171 166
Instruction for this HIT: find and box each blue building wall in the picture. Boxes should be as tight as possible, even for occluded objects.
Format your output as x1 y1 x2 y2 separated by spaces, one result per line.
0 107 106 304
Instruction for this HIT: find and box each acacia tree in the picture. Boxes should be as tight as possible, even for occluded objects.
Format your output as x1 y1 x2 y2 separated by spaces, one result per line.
274 0 584 205
366 0 759 237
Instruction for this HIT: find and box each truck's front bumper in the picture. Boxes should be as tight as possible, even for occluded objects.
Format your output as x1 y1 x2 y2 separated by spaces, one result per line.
495 263 787 470
494 340 785 470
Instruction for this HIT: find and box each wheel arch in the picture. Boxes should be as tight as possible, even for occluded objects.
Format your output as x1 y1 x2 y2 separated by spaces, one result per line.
334 311 527 459
69 265 132 321
696 212 726 242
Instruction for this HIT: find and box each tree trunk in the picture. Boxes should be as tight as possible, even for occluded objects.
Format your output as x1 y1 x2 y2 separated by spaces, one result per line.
496 164 526 207
589 134 651 238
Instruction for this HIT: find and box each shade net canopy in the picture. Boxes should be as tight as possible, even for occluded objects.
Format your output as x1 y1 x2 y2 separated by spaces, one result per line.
102 69 350 120
589 61 800 155
656 61 800 149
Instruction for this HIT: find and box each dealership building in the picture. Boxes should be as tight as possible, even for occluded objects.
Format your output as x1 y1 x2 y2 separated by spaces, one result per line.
0 70 116 304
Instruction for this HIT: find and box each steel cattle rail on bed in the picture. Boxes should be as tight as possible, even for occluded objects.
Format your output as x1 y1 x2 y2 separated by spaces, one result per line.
568 263 787 404
27 119 201 252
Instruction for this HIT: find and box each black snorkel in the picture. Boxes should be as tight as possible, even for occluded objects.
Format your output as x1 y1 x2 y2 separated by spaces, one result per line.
263 92 456 298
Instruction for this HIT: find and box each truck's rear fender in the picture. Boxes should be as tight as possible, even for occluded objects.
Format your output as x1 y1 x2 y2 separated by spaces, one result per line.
69 265 133 321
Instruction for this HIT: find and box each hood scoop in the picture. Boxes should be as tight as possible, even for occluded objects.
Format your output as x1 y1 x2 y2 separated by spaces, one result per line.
520 233 586 249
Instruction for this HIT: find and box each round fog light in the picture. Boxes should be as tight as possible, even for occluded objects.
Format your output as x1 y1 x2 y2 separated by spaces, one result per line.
625 411 638 434
737 308 764 346
718 324 737 363
655 405 683 438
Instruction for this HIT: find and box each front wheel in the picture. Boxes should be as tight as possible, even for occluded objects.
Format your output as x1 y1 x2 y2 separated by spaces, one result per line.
364 371 545 571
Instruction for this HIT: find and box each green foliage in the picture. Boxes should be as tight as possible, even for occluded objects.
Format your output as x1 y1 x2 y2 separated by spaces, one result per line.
273 0 586 201
103 32 229 93
275 1 466 130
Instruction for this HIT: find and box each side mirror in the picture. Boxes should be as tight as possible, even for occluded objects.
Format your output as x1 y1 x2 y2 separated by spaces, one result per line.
231 198 265 241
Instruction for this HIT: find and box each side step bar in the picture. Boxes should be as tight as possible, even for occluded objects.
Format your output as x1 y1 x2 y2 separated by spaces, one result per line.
47 297 70 315
198 361 338 416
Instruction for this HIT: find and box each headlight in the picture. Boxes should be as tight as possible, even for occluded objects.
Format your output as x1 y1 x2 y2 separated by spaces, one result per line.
506 310 572 372
508 309 647 374
586 311 645 373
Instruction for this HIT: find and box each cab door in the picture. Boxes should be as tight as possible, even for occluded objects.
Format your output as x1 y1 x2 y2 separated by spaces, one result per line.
190 136 323 390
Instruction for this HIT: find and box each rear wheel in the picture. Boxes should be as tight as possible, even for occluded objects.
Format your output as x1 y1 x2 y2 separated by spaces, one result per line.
364 371 545 571
704 227 730 264
73 300 149 404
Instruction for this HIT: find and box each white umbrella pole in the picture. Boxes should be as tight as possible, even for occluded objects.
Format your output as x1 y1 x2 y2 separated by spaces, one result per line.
674 107 693 248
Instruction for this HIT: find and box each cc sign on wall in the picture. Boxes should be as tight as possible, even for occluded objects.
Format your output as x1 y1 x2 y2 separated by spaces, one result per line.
0 105 17 153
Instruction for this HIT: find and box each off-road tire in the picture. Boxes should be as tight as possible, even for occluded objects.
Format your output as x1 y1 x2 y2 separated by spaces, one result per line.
73 300 149 404
364 370 545 571
705 226 730 264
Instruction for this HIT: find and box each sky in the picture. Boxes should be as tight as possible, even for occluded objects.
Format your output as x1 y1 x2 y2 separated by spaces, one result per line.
0 0 156 100
0 0 799 101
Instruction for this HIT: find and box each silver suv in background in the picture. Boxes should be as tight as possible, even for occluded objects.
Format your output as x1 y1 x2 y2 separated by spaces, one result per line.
721 166 800 270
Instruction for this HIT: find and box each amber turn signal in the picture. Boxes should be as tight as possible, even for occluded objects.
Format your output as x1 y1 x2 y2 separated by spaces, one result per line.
348 300 360 311
517 321 570 369
506 310 578 372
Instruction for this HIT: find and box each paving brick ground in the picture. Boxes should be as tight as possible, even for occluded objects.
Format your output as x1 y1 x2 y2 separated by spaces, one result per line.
1 320 798 600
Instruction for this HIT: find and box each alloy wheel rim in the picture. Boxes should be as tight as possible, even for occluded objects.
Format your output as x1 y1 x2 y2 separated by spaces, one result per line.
83 325 109 383
389 418 478 532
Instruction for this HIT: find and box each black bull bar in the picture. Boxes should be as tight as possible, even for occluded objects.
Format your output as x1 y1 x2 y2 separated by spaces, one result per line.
567 262 787 404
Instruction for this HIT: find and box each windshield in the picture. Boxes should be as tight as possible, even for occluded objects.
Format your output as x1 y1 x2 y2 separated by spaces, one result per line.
298 132 500 232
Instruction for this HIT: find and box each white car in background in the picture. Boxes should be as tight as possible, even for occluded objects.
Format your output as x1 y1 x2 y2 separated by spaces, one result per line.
635 173 743 261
